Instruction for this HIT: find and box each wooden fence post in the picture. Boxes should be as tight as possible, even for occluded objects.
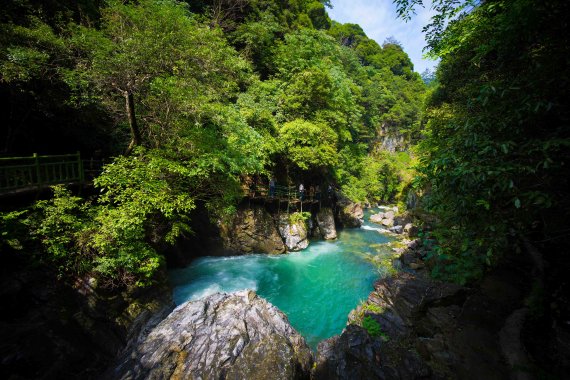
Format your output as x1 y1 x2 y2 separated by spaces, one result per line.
77 151 84 184
33 153 41 190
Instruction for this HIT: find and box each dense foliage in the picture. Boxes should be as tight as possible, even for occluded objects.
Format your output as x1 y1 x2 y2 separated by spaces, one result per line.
398 0 569 283
1 0 426 287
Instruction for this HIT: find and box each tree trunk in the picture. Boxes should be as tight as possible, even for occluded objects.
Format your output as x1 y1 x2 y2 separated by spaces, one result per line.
124 91 141 155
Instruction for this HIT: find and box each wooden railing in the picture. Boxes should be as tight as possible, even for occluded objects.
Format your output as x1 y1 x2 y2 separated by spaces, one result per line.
247 184 331 202
0 152 90 194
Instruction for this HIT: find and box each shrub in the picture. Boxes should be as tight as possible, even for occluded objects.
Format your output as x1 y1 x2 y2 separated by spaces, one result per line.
362 315 388 341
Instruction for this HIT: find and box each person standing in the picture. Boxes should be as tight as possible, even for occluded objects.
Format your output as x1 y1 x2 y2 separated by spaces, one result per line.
269 177 276 197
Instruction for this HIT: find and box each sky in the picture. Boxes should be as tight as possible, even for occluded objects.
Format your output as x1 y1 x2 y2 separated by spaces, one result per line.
327 0 439 74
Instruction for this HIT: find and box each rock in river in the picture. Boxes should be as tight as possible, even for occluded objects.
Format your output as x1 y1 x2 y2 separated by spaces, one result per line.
278 214 310 251
316 207 337 240
110 290 313 380
337 199 364 228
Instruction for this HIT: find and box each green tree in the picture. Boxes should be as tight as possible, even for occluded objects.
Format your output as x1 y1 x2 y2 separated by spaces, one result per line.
398 0 570 282
72 0 250 154
277 119 338 171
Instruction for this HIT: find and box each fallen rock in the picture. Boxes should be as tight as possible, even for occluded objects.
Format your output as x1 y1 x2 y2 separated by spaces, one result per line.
278 214 309 251
394 212 412 226
219 206 285 254
370 212 384 224
316 207 337 240
111 291 313 380
406 239 420 250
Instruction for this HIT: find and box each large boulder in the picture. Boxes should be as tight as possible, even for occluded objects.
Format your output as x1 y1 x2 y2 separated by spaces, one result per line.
336 200 364 228
404 223 419 237
278 214 309 251
369 212 384 224
381 210 395 227
110 291 313 380
219 206 285 254
316 207 337 240
371 210 396 227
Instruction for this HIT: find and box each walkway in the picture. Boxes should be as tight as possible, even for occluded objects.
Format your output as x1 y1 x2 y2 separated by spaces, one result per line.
0 152 103 195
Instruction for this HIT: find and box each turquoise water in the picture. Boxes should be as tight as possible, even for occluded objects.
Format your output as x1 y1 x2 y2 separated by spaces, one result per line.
169 211 393 350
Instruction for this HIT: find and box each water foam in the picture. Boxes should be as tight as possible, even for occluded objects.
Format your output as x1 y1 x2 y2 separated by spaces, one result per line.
360 225 389 233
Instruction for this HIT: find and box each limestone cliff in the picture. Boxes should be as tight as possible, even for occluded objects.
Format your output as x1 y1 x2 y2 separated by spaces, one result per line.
219 206 286 254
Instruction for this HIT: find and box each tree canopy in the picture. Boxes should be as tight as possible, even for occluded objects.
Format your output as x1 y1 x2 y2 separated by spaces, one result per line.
396 0 569 284
1 0 426 288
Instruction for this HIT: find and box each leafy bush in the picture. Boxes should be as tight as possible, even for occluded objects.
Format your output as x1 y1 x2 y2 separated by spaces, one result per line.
362 315 388 341
288 211 312 225
336 148 417 204
0 209 28 251
26 184 166 288
27 186 95 278
413 0 570 282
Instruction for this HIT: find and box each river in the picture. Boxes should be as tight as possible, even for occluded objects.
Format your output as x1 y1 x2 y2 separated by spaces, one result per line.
169 208 395 350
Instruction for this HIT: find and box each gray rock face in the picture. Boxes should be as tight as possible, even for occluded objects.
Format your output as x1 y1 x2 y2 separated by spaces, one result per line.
313 325 385 380
315 272 463 379
337 200 364 228
313 324 429 380
360 272 466 340
219 206 286 254
111 291 313 380
278 214 309 251
316 207 337 240
406 190 419 210
379 133 406 153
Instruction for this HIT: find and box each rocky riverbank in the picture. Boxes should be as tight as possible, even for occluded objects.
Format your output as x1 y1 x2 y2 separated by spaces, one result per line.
218 198 363 254
0 253 174 379
311 236 560 379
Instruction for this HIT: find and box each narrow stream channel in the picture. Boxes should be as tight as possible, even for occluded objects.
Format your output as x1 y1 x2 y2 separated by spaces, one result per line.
169 209 395 350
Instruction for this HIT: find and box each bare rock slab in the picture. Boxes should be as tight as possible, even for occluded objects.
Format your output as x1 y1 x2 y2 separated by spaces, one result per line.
110 290 313 380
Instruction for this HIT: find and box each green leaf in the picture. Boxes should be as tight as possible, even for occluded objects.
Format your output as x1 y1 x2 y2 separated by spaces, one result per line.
514 198 521 209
